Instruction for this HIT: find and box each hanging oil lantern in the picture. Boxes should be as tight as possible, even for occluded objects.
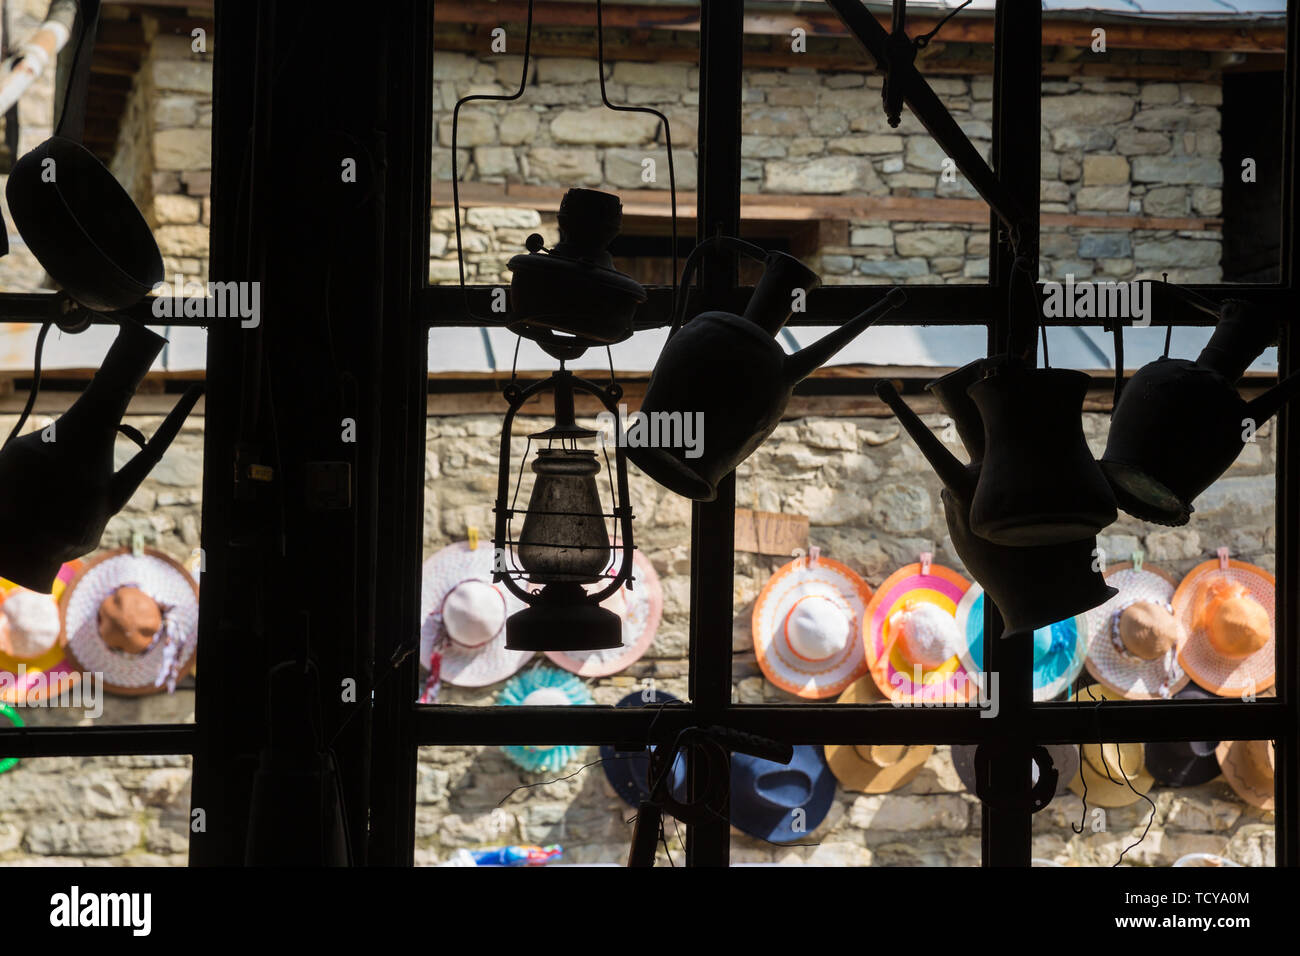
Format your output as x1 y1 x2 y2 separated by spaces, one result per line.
485 189 643 652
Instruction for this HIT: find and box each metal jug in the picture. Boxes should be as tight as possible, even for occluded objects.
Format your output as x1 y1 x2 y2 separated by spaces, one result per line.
629 247 905 501
1102 299 1300 526
0 320 203 591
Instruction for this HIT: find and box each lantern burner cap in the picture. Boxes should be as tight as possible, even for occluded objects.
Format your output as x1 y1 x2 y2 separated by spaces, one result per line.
507 189 645 359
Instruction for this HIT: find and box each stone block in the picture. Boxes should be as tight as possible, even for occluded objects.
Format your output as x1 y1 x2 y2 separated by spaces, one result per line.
551 107 659 145
1083 155 1130 186
764 156 880 194
1076 185 1131 211
153 128 210 171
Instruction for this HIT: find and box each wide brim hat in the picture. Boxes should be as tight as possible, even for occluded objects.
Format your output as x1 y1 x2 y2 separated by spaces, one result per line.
600 688 685 808
498 664 593 773
1068 739 1155 808
0 561 83 704
863 559 974 705
751 553 872 699
824 676 934 792
1174 556 1275 698
420 542 531 688
1144 685 1221 787
547 547 663 678
1172 853 1242 867
1084 562 1190 700
951 743 1080 798
1215 738 1274 810
730 744 836 844
60 549 199 697
955 584 1087 702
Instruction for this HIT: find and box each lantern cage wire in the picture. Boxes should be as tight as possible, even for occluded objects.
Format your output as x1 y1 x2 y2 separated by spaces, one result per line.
491 355 638 608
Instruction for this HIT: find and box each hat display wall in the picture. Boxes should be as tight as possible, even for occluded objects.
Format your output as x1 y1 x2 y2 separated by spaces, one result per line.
498 665 593 773
951 744 1079 798
1068 742 1155 808
546 547 663 677
600 689 685 807
1215 739 1274 811
954 584 1087 701
419 541 532 695
824 677 934 792
1084 561 1189 700
863 556 974 704
730 745 836 844
1143 685 1221 787
1173 551 1275 698
0 561 84 704
751 550 872 699
60 548 199 696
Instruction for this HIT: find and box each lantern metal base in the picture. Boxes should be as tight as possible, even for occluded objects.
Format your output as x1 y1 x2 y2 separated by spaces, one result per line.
505 584 623 651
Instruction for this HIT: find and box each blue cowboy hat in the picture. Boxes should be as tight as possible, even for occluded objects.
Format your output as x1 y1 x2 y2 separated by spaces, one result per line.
730 745 836 844
956 585 1087 701
600 689 686 807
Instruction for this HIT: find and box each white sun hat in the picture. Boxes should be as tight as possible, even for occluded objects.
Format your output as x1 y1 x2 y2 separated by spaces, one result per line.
751 548 873 699
419 540 532 694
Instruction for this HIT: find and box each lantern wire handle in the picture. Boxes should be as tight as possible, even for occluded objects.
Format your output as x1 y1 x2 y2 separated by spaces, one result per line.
449 0 536 325
595 0 678 327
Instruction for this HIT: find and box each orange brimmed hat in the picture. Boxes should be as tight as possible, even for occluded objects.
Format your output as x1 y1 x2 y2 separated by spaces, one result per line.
1174 549 1274 698
751 548 873 699
863 554 975 705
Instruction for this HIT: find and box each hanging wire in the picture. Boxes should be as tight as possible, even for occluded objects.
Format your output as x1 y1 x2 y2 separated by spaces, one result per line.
4 320 52 448
450 0 537 324
595 0 679 326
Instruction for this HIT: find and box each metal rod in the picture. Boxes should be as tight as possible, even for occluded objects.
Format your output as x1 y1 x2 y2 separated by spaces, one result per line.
823 0 1032 236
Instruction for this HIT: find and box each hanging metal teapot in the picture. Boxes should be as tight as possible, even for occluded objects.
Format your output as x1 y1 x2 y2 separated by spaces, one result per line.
629 237 906 501
1102 298 1300 526
876 372 1116 636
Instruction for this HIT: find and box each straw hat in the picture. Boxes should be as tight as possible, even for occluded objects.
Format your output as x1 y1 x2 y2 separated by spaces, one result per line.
824 675 934 792
751 550 872 699
951 743 1080 798
419 541 532 694
60 549 199 696
1173 853 1242 867
1084 561 1189 699
1174 551 1274 698
546 547 663 677
1068 742 1155 808
498 665 594 773
863 556 974 705
1215 738 1274 811
955 584 1087 701
0 562 83 704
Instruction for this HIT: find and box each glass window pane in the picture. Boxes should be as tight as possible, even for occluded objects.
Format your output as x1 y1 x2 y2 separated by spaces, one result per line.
1036 737 1274 867
0 754 191 866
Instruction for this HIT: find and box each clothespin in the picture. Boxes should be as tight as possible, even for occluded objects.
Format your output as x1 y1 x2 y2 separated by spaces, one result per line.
1131 550 1144 573
1217 546 1231 572
130 531 145 557
807 545 821 568
920 551 932 576
468 526 479 551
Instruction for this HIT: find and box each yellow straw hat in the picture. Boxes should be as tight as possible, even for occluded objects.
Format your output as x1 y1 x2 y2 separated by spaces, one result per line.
823 675 934 792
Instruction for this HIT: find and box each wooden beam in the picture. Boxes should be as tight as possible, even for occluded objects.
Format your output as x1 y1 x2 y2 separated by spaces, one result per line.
428 1 1285 53
433 181 1222 232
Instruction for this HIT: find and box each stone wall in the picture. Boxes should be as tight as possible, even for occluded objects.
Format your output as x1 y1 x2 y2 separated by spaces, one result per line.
432 46 1225 287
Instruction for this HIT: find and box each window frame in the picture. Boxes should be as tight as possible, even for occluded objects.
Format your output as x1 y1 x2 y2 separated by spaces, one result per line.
414 0 1299 868
0 0 1292 869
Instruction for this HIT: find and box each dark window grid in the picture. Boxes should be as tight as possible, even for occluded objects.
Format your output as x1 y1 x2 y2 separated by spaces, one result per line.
413 0 1297 868
0 0 1294 867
